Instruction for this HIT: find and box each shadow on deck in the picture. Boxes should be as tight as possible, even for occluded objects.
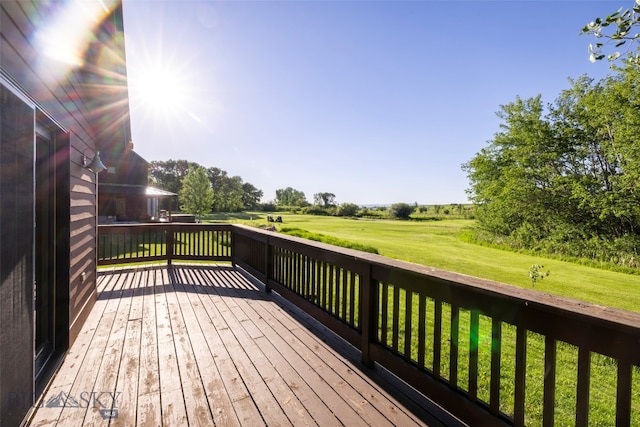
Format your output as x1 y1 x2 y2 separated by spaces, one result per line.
28 264 460 426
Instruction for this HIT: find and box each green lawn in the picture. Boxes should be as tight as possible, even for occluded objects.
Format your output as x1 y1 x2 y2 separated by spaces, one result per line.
228 213 640 314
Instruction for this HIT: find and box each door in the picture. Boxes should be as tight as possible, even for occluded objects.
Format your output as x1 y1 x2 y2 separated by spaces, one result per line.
0 80 35 427
34 124 70 397
35 135 55 379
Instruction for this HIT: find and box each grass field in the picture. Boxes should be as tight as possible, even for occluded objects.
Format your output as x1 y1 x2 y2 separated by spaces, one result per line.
212 212 640 314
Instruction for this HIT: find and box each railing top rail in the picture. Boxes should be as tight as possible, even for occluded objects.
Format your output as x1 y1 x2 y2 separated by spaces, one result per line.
99 223 234 229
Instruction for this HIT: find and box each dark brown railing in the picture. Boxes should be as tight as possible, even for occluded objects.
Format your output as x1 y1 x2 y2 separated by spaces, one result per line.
98 223 233 265
98 223 640 426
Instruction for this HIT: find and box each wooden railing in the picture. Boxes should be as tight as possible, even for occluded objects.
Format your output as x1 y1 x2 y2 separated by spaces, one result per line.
98 224 640 426
98 223 233 265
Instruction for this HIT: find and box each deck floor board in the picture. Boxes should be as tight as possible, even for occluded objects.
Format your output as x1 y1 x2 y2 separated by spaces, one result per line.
29 264 444 426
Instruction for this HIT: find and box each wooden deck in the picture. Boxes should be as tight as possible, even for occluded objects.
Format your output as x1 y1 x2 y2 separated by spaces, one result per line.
28 264 454 426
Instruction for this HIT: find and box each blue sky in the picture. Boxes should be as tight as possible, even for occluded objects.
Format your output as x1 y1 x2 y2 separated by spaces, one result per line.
122 0 617 205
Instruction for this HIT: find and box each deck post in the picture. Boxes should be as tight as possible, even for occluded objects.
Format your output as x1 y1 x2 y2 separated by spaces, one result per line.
231 227 237 267
360 263 376 368
265 236 272 293
166 227 174 266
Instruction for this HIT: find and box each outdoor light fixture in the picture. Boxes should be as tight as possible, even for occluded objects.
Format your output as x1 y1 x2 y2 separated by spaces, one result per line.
82 151 107 174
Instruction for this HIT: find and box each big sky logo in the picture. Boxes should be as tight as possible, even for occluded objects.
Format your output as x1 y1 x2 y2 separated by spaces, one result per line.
44 391 121 419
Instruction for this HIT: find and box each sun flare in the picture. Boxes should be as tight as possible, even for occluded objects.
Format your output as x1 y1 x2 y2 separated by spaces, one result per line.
128 57 203 125
131 66 186 114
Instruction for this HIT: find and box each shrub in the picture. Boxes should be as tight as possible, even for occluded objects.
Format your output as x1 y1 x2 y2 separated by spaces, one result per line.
277 205 304 213
260 202 277 212
336 203 359 217
304 205 329 215
389 203 414 219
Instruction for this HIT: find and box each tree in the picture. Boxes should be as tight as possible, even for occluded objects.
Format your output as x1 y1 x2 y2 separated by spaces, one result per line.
149 160 263 213
463 67 640 258
179 167 214 220
389 203 414 219
275 187 308 207
205 167 262 212
242 182 263 210
313 192 337 207
336 203 359 217
582 2 640 66
149 159 201 194
217 175 244 212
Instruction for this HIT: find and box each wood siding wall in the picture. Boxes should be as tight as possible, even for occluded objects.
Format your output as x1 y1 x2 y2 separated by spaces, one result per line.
1 1 131 424
1 1 130 343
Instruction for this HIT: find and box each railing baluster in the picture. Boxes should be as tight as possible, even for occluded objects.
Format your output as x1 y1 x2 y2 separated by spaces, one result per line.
292 252 298 293
129 228 133 258
543 336 557 426
404 290 413 359
328 264 335 314
334 267 341 317
450 304 459 388
302 255 308 300
143 228 147 257
417 293 426 369
296 253 301 295
433 299 442 378
105 233 110 260
297 253 303 294
299 254 304 295
575 348 591 426
469 310 479 401
284 249 290 287
349 271 356 327
204 228 208 257
490 318 502 415
166 228 174 264
307 256 313 301
616 360 632 426
300 254 305 296
293 251 297 290
514 327 527 427
340 268 348 321
392 285 400 353
311 258 316 302
319 261 325 308
272 246 278 283
380 282 389 346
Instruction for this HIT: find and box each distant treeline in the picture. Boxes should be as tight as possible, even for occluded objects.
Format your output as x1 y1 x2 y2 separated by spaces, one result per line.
149 160 263 212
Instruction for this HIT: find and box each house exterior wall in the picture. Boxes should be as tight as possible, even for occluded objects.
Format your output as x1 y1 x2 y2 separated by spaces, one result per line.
0 1 132 424
100 150 152 221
